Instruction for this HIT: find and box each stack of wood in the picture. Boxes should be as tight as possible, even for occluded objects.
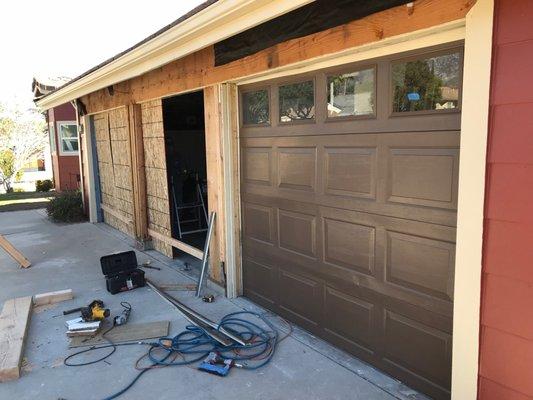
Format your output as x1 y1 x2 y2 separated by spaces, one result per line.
65 318 102 337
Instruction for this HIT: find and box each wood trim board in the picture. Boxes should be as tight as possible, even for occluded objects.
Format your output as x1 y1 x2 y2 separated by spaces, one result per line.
148 229 204 260
33 289 74 306
100 203 134 226
0 297 33 382
0 235 31 268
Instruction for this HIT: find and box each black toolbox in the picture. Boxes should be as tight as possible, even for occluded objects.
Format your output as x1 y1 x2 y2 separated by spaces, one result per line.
100 251 146 294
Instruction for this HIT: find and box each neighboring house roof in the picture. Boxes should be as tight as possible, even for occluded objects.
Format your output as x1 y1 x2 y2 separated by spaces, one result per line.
32 76 71 100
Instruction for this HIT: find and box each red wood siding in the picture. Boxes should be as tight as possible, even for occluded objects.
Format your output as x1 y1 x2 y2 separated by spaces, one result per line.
48 103 80 191
479 0 533 398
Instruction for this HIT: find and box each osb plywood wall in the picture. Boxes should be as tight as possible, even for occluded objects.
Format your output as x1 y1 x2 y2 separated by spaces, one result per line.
94 108 135 237
141 100 172 257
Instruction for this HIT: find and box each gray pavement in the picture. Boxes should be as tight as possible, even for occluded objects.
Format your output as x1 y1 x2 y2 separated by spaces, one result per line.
0 209 427 400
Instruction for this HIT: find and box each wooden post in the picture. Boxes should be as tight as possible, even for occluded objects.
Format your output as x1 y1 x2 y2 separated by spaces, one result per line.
204 85 226 283
128 103 149 244
220 83 242 297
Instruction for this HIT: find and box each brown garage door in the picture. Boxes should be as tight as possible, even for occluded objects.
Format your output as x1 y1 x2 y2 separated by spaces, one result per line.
239 45 462 399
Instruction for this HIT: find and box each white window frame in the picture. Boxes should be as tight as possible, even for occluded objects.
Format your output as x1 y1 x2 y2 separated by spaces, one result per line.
49 122 57 154
57 121 79 156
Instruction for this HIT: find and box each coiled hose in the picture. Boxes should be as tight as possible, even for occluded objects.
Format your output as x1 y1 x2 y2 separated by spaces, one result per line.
64 310 280 400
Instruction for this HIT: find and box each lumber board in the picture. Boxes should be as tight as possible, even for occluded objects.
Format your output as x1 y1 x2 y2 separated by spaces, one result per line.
100 203 134 225
148 229 204 260
69 320 169 348
0 235 31 268
33 289 73 306
0 297 33 382
204 86 225 282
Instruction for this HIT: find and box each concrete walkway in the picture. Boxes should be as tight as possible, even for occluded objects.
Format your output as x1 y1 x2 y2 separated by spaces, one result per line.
0 209 427 400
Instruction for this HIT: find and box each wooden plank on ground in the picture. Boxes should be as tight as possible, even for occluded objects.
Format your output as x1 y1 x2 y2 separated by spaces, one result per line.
69 320 169 348
33 289 74 306
0 296 33 382
0 235 31 268
148 229 204 260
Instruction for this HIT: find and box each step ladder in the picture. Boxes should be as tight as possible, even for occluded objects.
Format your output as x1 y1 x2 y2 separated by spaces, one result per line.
170 174 208 239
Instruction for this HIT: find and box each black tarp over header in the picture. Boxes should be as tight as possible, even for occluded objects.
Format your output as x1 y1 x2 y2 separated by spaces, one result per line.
214 0 411 66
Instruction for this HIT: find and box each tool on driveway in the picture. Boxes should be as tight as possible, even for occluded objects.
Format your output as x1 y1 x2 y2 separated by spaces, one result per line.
63 299 110 321
196 212 216 298
139 260 161 271
100 251 146 294
202 294 215 303
198 351 242 377
146 279 246 346
113 302 132 326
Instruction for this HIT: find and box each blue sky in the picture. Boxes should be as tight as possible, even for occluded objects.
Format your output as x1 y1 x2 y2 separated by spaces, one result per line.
0 1 204 104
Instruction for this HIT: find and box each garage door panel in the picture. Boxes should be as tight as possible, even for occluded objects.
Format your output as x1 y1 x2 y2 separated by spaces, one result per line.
324 147 377 199
278 147 317 191
323 217 376 276
242 257 276 307
386 231 455 301
242 202 275 245
387 148 459 210
382 309 452 391
324 286 378 355
245 233 453 317
243 188 457 227
278 268 323 330
240 113 461 138
242 147 272 186
278 209 317 259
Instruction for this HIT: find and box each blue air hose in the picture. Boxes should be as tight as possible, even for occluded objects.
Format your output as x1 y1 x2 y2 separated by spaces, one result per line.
65 310 280 400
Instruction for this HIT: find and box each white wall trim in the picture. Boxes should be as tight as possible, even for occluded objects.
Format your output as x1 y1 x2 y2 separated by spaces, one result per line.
36 0 313 111
451 1 494 399
82 115 98 223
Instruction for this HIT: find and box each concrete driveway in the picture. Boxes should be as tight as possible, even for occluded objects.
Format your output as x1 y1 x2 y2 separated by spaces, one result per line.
0 209 427 400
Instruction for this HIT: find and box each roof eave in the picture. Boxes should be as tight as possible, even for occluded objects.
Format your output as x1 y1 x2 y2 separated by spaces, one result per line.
36 0 314 111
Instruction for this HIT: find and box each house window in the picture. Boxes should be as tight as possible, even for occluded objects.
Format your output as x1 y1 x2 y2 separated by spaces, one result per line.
327 67 375 118
49 122 56 154
392 51 462 113
242 89 270 125
279 80 315 122
57 122 79 155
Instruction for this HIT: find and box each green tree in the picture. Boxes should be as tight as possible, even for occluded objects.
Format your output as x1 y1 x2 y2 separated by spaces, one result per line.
0 149 16 192
0 101 47 192
392 59 444 112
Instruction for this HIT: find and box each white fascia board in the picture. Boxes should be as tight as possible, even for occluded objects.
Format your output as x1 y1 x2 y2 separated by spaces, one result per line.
36 0 314 110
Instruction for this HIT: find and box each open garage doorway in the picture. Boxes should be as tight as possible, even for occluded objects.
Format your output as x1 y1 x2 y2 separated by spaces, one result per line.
162 90 208 256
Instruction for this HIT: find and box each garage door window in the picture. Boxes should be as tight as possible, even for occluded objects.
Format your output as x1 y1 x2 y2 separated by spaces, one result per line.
392 51 461 113
242 89 270 125
279 80 315 122
327 67 375 118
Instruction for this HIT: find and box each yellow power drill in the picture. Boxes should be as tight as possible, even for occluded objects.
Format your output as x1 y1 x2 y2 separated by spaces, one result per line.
63 300 110 322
